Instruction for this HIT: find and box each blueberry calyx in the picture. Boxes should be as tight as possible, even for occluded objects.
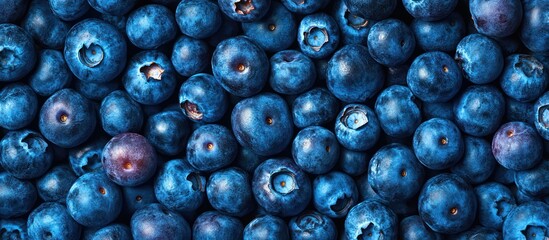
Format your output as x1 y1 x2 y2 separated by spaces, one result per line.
303 27 329 52
515 55 544 78
78 43 104 68
181 101 204 120
0 48 18 70
340 106 369 130
344 10 369 30
330 195 353 214
187 172 205 192
234 0 255 15
140 62 164 81
538 105 549 128
296 212 323 230
270 170 298 195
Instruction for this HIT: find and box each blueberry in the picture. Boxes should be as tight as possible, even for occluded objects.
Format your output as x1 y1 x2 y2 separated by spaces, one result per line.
66 171 123 227
367 19 416 67
374 85 422 138
0 219 28 239
28 49 73 97
27 202 81 240
154 159 206 213
514 160 549 198
297 13 340 59
474 182 517 230
413 118 464 170
335 104 381 151
39 88 97 148
175 0 222 39
21 0 70 49
48 0 89 21
399 215 442 240
455 33 504 84
313 171 358 218
243 215 289 240
252 158 312 217
418 174 477 234
122 182 157 215
338 148 370 177
131 203 191 240
492 121 543 171
332 0 376 45
187 124 238 172
402 0 457 21
327 44 384 103
89 224 131 240
344 200 398 240
36 165 77 203
451 136 497 185
231 93 293 156
171 35 210 77
368 143 425 202
469 0 522 38
0 0 28 23
0 83 38 130
0 130 53 179
68 138 106 176
343 0 396 20
293 126 339 174
88 0 137 16
407 51 462 103
535 92 549 140
503 201 549 239
411 12 466 53
269 50 316 95
217 0 270 22
123 50 177 105
0 171 37 218
281 0 329 14
289 211 338 240
99 90 144 136
521 0 549 53
0 24 36 82
179 73 229 123
500 54 548 103
292 88 339 129
126 4 177 49
193 211 244 239
207 167 255 216
453 85 505 137
144 110 191 156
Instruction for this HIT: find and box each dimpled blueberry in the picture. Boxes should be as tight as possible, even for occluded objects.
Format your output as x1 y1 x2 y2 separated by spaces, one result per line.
474 182 517 230
0 219 28 240
0 83 38 130
269 50 316 95
335 104 381 151
503 201 549 239
289 211 338 240
455 34 504 84
492 121 543 171
344 200 398 240
332 0 377 45
535 92 549 140
179 73 229 123
0 130 53 179
68 138 107 176
297 13 340 59
313 171 358 218
500 54 548 103
0 24 36 82
126 4 177 49
27 202 81 240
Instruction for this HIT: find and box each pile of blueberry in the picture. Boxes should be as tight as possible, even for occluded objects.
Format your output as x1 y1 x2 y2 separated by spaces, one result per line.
0 0 548 239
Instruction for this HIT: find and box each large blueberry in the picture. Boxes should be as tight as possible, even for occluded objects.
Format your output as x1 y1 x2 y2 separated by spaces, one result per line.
469 0 522 38
0 130 53 179
367 19 415 67
0 24 36 82
451 136 496 185
455 33 504 84
207 167 255 216
492 121 543 170
244 215 289 240
193 211 244 240
413 118 464 170
0 171 37 218
374 85 422 138
269 50 316 95
0 83 38 130
27 202 81 240
28 49 72 97
503 201 549 239
335 104 381 151
131 203 191 240
313 171 358 218
292 126 340 174
175 0 222 39
21 0 70 49
126 4 177 49
187 124 238 172
171 36 210 77
500 54 548 102
297 13 340 59
144 110 191 156
292 88 339 129
344 200 398 240
99 90 144 136
36 165 77 203
453 85 505 137
179 73 229 123
411 12 466 53
474 182 516 230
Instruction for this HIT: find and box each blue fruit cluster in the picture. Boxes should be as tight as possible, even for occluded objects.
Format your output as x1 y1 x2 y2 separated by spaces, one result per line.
0 0 548 239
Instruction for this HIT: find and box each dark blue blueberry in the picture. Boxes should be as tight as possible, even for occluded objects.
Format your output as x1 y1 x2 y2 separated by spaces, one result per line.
375 85 422 138
455 33 504 84
74 79 120 101
403 0 457 21
413 118 464 170
503 201 549 239
187 124 238 172
122 182 157 215
521 0 549 53
344 200 398 240
244 215 289 240
369 143 425 202
131 203 191 240
332 0 376 45
99 90 144 136
313 171 358 218
474 182 516 230
411 12 466 53
407 51 462 103
144 110 191 156
123 50 177 105
211 36 269 97
171 35 210 77
469 0 522 38
27 202 81 240
514 160 549 198
217 0 270 22
179 73 229 123
297 13 340 59
231 93 293 156
66 171 123 227
0 130 53 179
90 224 131 240
68 138 107 176
418 173 477 234
422 101 455 121
0 171 37 218
399 215 442 240
492 121 543 171
22 0 69 49
252 158 312 217
0 24 36 82
269 50 316 95
88 0 136 16
102 133 158 187
0 0 28 23
282 0 328 14
28 49 73 97
334 104 381 151
292 126 340 174
207 167 255 216
454 85 505 137
289 211 337 240
36 165 77 203
126 4 177 49
451 136 496 185
242 1 297 52
48 0 89 21
176 0 222 39
367 19 415 67
343 0 396 20
535 92 549 140
39 88 97 148
154 159 206 212
327 44 384 103
292 88 339 129
193 211 244 240
64 19 127 83
338 148 369 176
0 83 38 130
0 219 28 239
500 54 548 102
